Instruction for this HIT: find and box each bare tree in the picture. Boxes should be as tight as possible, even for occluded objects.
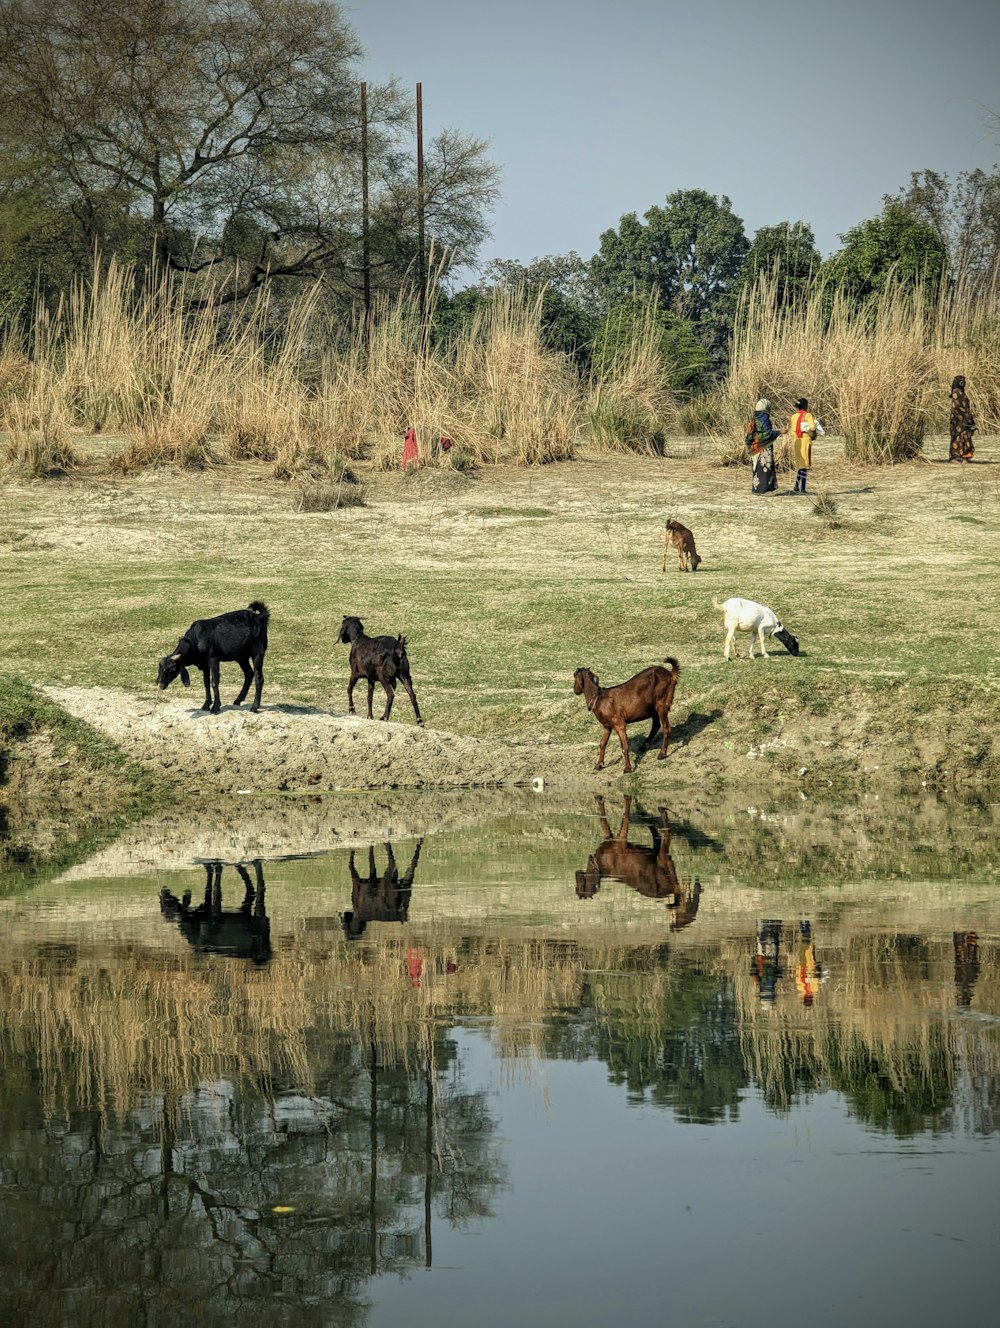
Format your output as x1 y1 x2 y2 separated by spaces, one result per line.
0 0 499 303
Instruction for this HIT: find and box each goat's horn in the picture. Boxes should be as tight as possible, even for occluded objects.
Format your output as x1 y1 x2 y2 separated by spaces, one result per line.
170 653 181 661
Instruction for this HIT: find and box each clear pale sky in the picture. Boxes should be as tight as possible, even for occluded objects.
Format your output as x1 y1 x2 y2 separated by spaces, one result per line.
347 0 999 274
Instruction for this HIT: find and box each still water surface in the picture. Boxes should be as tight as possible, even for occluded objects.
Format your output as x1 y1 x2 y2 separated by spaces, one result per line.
1 793 998 1326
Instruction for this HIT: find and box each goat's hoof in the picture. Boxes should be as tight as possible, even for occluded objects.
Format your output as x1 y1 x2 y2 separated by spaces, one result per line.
210 706 221 715
249 705 260 713
417 719 425 727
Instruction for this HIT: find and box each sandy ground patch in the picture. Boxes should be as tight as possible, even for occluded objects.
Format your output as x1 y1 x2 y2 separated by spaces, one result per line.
43 684 610 795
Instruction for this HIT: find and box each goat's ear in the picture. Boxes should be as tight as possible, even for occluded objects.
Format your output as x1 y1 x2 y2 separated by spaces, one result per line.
180 667 191 687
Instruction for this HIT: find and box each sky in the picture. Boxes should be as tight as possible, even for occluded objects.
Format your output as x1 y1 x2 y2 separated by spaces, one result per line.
346 0 1000 277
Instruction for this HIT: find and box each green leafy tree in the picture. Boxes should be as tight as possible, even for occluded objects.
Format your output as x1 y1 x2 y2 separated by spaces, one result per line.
884 168 1000 283
819 204 947 301
0 0 499 306
742 221 821 305
590 189 750 365
592 301 711 397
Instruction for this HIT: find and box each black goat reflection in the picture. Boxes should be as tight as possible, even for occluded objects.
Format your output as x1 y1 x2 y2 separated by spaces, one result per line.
575 796 702 930
160 860 271 965
342 839 424 939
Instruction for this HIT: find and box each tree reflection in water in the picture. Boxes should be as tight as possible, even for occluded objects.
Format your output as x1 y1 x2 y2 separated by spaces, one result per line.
0 1020 504 1324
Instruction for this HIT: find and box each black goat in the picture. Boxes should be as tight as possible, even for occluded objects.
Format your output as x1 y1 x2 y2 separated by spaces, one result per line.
158 601 269 713
338 615 423 725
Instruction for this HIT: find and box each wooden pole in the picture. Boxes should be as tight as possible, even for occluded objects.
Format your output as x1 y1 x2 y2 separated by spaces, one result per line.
360 81 371 347
416 81 426 327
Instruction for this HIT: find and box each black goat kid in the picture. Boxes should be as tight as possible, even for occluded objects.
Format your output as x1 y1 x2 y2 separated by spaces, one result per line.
338 615 423 725
158 601 269 713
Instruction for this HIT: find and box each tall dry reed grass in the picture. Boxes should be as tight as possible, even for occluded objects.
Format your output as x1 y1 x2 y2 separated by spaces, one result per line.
717 271 1000 464
0 263 591 474
586 298 677 455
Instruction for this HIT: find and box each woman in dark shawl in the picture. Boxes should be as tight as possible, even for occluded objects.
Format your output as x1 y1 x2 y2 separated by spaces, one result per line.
746 397 781 494
949 375 976 462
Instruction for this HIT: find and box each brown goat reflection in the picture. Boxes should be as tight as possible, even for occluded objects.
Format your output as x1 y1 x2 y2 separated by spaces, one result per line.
160 860 271 965
575 796 701 930
342 839 424 939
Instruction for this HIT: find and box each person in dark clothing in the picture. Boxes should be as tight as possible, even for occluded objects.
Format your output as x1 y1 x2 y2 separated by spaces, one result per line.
949 375 976 462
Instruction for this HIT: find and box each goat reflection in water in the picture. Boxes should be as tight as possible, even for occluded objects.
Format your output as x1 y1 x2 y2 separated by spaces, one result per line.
575 796 702 930
341 839 424 939
160 860 271 965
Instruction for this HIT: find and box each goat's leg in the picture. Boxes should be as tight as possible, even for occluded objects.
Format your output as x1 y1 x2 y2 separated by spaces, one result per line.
250 654 264 712
199 665 213 710
596 796 613 838
657 712 671 760
757 627 769 659
379 680 396 721
724 628 737 660
595 727 613 770
645 712 661 747
364 679 376 719
208 658 222 712
251 861 266 917
235 863 255 912
616 722 634 774
347 673 359 716
233 658 253 706
400 672 423 726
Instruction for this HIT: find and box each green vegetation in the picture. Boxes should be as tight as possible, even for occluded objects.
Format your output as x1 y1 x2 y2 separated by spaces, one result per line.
0 674 168 890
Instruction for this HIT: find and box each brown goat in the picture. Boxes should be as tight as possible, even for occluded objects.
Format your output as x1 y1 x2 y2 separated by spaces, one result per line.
662 519 702 572
575 796 701 930
573 657 680 772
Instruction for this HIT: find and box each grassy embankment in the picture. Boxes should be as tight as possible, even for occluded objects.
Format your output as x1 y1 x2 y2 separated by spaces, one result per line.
0 674 165 889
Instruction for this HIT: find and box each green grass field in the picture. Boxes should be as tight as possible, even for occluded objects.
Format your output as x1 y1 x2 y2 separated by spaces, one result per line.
3 433 1000 793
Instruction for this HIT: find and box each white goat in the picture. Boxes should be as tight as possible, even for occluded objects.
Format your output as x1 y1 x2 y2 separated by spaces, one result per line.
714 597 800 660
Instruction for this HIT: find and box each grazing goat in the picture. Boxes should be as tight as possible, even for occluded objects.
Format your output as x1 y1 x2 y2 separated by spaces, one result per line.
575 796 702 930
338 615 423 725
573 657 680 773
714 596 799 660
662 519 702 572
160 860 271 965
158 601 269 713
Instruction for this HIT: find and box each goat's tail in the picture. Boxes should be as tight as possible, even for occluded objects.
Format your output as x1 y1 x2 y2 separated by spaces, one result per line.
394 634 409 658
248 600 270 621
663 656 680 678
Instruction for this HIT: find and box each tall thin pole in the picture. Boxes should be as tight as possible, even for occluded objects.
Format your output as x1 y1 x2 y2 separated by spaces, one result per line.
416 81 426 327
360 81 371 347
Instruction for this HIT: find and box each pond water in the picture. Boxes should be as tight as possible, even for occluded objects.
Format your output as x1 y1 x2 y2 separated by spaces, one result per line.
1 791 999 1327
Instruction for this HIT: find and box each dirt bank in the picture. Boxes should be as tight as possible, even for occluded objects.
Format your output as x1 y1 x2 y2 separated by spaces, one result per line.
42 685 605 794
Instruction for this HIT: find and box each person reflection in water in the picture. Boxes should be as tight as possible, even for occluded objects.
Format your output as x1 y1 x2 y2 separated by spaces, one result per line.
574 795 701 930
795 920 823 1007
752 919 783 1003
953 931 980 1007
160 860 271 965
341 840 424 939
